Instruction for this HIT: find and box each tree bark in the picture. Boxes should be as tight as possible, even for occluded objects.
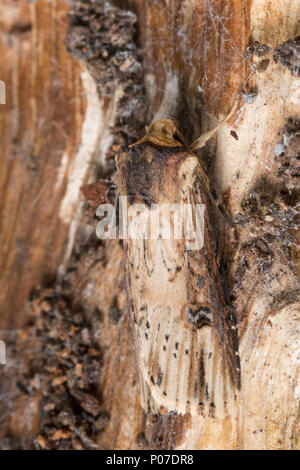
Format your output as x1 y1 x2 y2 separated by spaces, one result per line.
0 0 299 450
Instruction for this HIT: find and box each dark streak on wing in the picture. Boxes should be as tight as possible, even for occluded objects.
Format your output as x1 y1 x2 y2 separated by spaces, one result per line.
143 239 154 276
186 173 240 389
199 348 205 389
157 368 163 387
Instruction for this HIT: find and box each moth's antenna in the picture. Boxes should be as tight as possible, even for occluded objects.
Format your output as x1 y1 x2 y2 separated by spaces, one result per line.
190 94 239 151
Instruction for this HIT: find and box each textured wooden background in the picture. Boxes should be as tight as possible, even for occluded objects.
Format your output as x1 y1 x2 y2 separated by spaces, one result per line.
0 0 299 449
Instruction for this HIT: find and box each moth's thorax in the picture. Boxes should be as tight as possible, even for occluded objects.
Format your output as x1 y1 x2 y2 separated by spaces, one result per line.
119 144 197 206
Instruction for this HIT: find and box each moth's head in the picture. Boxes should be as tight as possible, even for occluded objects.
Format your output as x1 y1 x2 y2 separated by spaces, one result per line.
129 119 185 148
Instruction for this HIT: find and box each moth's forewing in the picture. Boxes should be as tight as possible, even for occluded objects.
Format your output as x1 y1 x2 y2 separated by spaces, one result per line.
117 144 240 417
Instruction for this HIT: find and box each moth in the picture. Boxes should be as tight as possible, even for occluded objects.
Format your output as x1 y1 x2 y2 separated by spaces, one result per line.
116 102 240 417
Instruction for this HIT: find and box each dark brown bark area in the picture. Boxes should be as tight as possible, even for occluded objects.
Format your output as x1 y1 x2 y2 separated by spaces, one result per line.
0 0 299 450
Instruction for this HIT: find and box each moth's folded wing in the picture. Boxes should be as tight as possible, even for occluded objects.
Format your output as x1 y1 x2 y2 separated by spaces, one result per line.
182 167 240 410
124 155 240 417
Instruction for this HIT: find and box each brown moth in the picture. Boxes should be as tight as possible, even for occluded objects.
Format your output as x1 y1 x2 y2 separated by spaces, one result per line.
116 103 240 417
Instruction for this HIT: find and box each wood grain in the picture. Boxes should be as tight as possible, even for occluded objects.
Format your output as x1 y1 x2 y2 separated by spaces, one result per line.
0 0 299 450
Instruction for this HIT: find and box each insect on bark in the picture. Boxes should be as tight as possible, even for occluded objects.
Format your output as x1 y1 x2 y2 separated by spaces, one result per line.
116 101 240 417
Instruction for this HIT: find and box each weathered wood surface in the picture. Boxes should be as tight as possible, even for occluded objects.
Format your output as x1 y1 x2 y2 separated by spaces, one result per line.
0 0 299 449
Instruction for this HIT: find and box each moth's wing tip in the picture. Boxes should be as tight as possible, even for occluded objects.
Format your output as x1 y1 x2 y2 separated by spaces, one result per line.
138 338 239 420
140 384 238 419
